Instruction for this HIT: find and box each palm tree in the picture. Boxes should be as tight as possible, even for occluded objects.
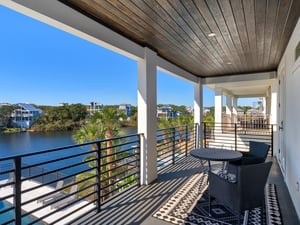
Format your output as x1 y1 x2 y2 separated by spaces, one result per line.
91 107 122 188
73 107 122 199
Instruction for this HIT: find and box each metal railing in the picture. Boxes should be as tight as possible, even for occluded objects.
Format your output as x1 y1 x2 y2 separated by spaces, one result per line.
203 122 274 155
0 124 199 224
157 124 197 170
0 133 141 225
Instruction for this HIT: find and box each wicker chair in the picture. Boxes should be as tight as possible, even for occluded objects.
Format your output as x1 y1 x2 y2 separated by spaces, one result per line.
209 161 273 225
229 141 270 167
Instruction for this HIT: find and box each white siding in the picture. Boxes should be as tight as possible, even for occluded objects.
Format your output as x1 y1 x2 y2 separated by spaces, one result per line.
279 18 300 218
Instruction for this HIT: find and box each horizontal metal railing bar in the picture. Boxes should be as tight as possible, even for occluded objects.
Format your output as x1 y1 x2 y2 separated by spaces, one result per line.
0 194 14 201
21 158 96 183
22 150 95 170
22 172 97 205
0 134 142 162
157 124 189 132
0 206 15 215
100 160 137 175
157 143 173 151
0 181 14 189
22 165 96 195
158 156 172 166
157 150 171 156
99 153 139 168
100 139 140 150
2 218 14 225
106 169 138 186
99 146 139 160
99 161 138 177
100 171 139 192
101 166 139 185
157 150 173 159
100 162 138 174
109 146 139 156
88 139 140 152
108 176 138 194
0 133 142 224
104 169 138 184
24 181 97 217
0 169 15 176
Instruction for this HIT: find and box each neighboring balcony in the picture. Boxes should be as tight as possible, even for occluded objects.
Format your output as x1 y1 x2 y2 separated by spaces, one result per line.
0 123 298 224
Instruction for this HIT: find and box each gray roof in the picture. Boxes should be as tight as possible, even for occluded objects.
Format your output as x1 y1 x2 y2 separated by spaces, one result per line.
18 103 42 113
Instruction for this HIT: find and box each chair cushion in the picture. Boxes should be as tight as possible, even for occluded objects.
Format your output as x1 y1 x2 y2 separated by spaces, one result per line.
216 170 237 183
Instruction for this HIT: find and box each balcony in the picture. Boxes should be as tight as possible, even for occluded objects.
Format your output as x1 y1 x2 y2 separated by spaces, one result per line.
0 124 298 224
1 0 300 223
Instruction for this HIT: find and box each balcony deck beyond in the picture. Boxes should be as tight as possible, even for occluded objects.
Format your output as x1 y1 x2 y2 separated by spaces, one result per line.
74 156 299 225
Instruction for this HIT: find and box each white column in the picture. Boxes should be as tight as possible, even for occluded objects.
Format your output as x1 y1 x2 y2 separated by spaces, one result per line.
194 78 203 148
214 88 223 125
138 48 157 185
225 95 232 124
232 96 238 123
262 97 266 114
225 95 232 115
270 81 278 125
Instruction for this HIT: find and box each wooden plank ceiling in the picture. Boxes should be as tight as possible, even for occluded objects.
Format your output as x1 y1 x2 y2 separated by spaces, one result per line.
62 0 300 78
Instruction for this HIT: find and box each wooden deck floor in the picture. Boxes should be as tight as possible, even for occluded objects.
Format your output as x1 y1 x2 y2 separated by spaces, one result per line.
73 156 299 225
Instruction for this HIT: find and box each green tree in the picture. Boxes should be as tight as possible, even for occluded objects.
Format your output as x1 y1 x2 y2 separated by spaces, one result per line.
0 105 16 127
73 106 123 198
33 104 87 131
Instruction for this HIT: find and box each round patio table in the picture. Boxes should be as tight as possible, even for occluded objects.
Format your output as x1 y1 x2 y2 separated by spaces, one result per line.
190 148 242 162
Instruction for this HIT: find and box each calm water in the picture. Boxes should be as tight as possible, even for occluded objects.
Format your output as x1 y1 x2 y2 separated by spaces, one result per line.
0 127 137 158
0 128 137 223
0 131 75 158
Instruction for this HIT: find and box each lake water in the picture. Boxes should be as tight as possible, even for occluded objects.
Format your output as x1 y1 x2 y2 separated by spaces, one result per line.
0 127 137 158
0 127 137 179
0 128 138 223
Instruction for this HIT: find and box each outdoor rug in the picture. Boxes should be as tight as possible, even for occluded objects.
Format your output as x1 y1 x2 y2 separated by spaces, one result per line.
153 173 283 225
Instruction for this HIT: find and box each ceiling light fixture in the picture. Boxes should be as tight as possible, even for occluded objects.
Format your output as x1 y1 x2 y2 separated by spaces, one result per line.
226 62 232 65
208 33 216 37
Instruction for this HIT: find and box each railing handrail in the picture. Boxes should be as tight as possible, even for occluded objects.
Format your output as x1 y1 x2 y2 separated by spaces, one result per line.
0 133 143 161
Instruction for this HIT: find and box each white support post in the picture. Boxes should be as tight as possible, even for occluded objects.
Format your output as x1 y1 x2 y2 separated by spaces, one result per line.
138 48 157 185
225 95 232 115
271 81 278 126
194 79 203 148
232 96 238 123
215 88 223 132
225 95 232 124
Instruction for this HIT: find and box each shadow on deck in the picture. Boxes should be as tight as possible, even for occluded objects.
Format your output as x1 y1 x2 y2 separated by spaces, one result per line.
74 156 299 225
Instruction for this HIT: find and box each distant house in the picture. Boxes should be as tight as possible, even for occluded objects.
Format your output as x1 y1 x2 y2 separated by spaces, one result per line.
186 106 194 114
87 102 103 114
59 102 69 106
157 105 181 119
119 104 131 117
10 103 42 128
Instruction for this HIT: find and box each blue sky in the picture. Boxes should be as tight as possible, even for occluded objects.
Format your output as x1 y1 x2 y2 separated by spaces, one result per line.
0 6 257 107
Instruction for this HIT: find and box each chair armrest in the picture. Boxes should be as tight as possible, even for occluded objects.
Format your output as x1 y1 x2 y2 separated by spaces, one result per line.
208 171 239 211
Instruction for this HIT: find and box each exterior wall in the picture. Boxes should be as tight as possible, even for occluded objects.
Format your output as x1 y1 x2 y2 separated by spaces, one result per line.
10 104 42 129
279 18 300 218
